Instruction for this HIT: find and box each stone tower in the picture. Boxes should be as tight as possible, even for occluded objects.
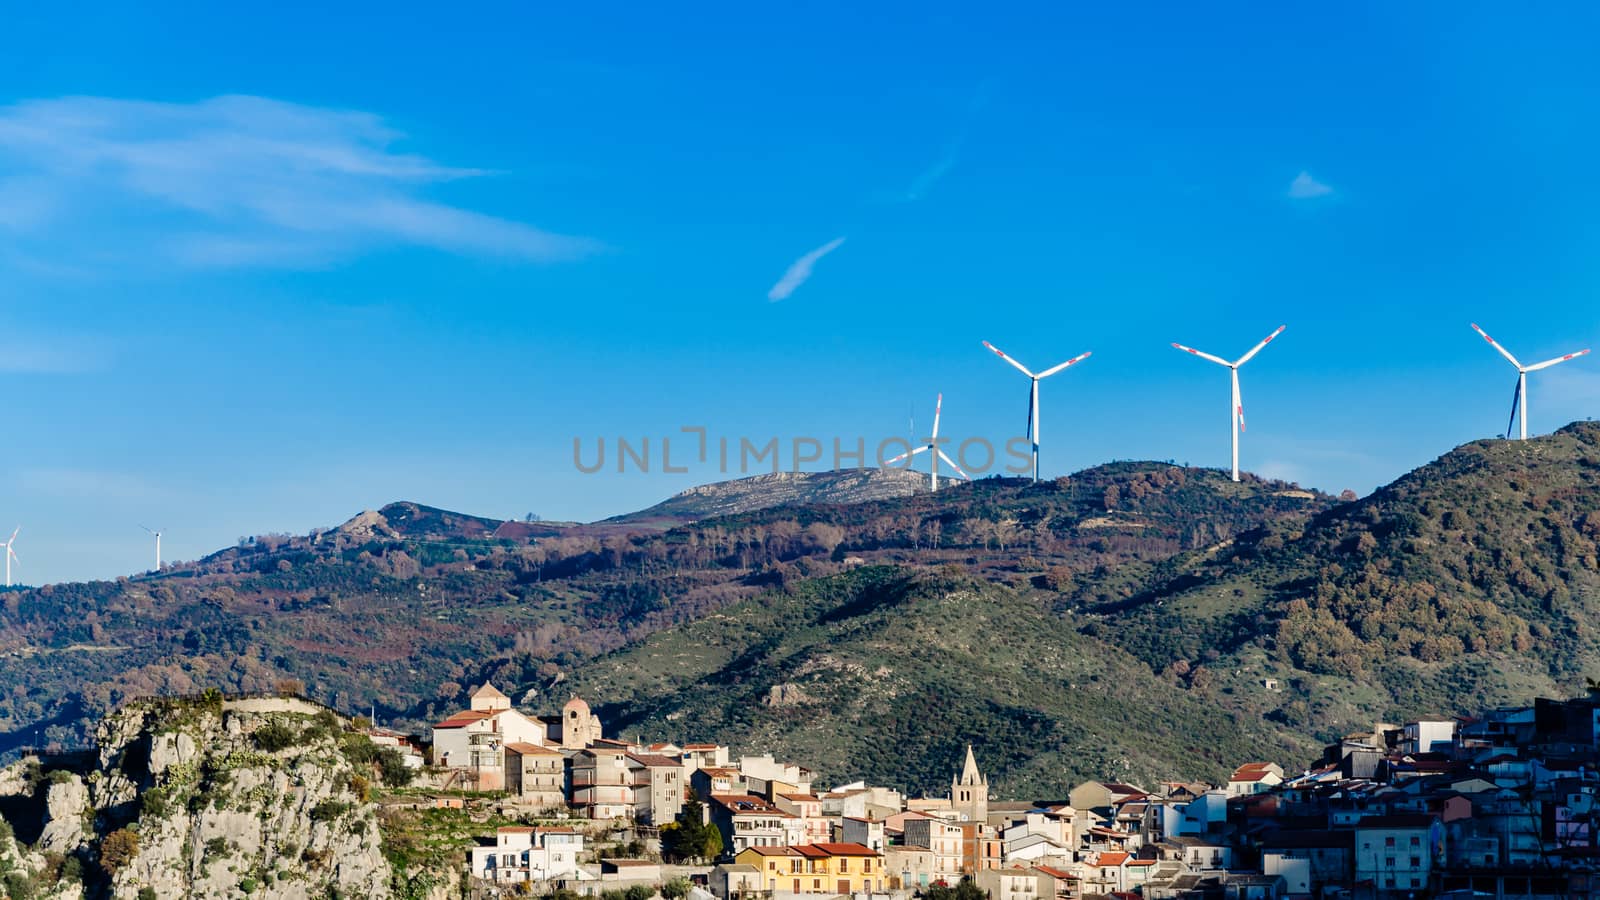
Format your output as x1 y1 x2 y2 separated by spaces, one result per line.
560 696 603 749
951 744 988 823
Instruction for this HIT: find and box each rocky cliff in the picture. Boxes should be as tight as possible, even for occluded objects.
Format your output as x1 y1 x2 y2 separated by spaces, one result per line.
0 695 395 899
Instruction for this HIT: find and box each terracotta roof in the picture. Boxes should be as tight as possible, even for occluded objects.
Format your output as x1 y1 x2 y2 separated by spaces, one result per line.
780 793 821 802
1033 866 1078 881
434 710 493 729
713 794 784 814
740 847 800 857
498 826 537 833
801 843 879 857
472 683 509 700
684 743 720 750
506 742 563 755
1096 852 1130 866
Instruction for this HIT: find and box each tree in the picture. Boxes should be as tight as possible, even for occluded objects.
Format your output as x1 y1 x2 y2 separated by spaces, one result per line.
661 877 691 900
624 886 654 900
661 798 723 863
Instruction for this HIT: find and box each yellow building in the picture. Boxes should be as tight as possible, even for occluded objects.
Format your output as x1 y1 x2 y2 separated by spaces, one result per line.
735 843 886 895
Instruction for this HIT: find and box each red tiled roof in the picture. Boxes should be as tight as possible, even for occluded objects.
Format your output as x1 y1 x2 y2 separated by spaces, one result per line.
434 710 492 729
803 843 880 857
684 743 720 750
1033 866 1078 881
1096 852 1130 866
506 742 562 755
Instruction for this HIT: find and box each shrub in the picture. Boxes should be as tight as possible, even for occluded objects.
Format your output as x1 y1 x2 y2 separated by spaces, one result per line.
254 721 297 752
100 828 140 875
310 800 350 822
624 884 654 900
661 877 691 900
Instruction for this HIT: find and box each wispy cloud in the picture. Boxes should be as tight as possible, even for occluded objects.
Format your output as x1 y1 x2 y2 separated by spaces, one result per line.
901 142 960 202
1287 170 1334 200
0 95 600 270
767 237 846 302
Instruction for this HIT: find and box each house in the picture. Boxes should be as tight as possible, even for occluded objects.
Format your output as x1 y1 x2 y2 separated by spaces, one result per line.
821 784 903 820
774 793 830 844
1354 814 1438 895
682 743 731 775
974 867 1051 900
903 817 964 883
469 826 585 884
431 683 549 790
841 817 886 852
364 727 425 769
1083 851 1131 894
1031 864 1081 900
710 864 763 900
1162 835 1233 871
629 753 686 826
711 794 803 854
1260 830 1353 895
1226 763 1285 798
740 755 814 799
1223 873 1286 900
734 843 887 895
693 766 745 801
601 860 664 885
505 743 566 809
572 747 635 820
960 821 1004 875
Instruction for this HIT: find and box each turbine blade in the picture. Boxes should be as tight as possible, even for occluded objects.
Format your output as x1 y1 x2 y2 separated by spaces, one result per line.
982 341 1036 378
1171 343 1232 367
1037 351 1092 379
1507 376 1522 439
932 393 943 440
935 448 970 481
1523 348 1591 372
1234 325 1286 367
882 446 931 467
1471 323 1523 369
8 527 17 542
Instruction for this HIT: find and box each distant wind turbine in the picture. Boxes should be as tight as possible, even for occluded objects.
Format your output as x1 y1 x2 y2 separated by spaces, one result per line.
982 341 1091 482
883 393 970 491
1470 323 1590 441
1172 326 1286 482
2 528 17 588
141 525 163 572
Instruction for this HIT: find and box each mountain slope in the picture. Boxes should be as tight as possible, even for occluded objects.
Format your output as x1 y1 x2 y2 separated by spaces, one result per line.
554 566 1311 795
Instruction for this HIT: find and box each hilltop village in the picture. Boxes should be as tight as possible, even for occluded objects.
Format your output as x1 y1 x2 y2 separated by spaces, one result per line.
403 683 1600 900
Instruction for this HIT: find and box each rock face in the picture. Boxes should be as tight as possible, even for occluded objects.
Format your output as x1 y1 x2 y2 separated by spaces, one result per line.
0 695 393 899
611 467 930 523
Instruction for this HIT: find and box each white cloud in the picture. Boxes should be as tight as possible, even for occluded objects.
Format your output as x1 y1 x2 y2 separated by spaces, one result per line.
0 95 599 269
767 237 846 302
1287 171 1334 200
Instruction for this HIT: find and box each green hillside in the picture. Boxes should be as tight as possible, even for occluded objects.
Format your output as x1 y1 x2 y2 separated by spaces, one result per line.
554 565 1314 796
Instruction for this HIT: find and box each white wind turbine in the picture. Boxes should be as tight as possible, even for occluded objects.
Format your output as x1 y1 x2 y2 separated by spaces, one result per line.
982 341 1091 482
1172 325 1286 482
1470 323 1591 440
883 393 970 491
1 528 17 588
141 525 163 572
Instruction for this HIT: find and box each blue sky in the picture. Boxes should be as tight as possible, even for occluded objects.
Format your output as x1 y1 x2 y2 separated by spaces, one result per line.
2 2 1599 583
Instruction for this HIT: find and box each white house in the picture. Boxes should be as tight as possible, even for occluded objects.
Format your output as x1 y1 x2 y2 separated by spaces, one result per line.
1354 814 1437 895
431 683 549 790
471 826 586 884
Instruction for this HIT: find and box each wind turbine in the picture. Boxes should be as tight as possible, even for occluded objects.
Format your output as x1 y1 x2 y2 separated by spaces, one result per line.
141 525 162 572
982 341 1092 482
1470 323 1591 440
1 528 17 588
884 393 970 491
1172 326 1286 482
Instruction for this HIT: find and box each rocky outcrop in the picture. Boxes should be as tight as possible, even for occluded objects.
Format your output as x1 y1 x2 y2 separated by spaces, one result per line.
0 695 393 899
611 467 930 524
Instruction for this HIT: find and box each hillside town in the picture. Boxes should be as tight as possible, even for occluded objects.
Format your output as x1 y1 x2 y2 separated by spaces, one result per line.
417 683 1600 900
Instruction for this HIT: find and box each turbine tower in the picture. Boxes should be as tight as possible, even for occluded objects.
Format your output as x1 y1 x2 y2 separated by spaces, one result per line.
883 393 971 491
1172 325 1286 482
981 341 1091 482
141 526 163 572
1 528 17 588
1470 323 1590 440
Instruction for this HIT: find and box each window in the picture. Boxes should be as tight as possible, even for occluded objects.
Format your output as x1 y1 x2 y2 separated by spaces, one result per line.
1385 837 1396 847
1410 836 1421 846
1409 857 1420 868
